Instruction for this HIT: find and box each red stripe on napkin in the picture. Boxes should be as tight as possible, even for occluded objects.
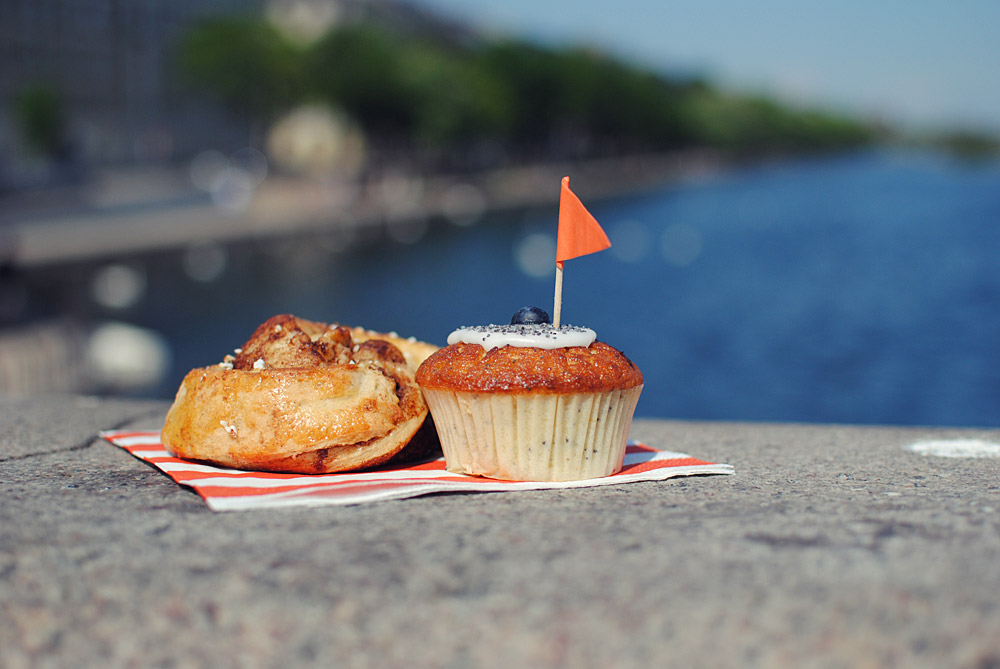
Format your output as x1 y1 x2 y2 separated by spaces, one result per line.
101 430 733 511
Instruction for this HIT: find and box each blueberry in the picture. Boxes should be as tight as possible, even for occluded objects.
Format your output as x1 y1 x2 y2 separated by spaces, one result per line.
511 306 551 325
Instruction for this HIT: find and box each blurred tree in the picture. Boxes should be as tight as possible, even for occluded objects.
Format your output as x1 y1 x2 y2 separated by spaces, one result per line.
307 25 417 135
682 89 873 155
15 84 66 158
176 17 879 167
930 130 1000 159
179 16 304 121
402 41 514 147
552 48 698 151
472 40 565 146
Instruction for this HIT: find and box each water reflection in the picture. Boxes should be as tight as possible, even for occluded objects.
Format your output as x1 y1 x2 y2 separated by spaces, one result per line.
607 219 650 264
386 217 430 245
4 151 999 428
660 222 703 267
189 147 270 212
90 264 146 310
182 242 229 283
514 232 555 278
440 183 487 227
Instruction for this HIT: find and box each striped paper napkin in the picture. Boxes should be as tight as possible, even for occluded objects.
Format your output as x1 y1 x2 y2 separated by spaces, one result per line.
101 430 734 511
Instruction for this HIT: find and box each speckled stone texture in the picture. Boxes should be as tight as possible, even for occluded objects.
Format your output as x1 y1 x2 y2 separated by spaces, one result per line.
2 395 999 668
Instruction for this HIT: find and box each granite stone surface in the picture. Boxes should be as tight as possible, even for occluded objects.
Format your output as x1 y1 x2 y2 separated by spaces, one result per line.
2 395 999 668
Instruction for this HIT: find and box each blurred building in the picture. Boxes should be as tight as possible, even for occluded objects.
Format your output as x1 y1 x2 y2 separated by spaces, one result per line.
1 0 267 182
0 0 467 189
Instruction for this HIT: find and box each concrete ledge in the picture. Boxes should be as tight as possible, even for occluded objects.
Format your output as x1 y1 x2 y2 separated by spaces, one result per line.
2 395 999 667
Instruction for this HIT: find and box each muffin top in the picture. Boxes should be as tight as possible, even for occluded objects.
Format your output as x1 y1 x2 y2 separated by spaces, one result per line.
415 336 643 394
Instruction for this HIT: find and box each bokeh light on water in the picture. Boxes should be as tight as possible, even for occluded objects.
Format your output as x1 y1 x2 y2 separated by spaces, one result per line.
182 242 229 283
189 148 269 212
660 222 704 267
90 264 146 311
514 232 556 279
607 220 650 264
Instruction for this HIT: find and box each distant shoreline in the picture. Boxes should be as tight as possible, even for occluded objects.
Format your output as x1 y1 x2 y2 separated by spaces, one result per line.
5 150 728 268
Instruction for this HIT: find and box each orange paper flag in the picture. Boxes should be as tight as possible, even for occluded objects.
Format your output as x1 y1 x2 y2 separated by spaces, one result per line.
556 176 611 267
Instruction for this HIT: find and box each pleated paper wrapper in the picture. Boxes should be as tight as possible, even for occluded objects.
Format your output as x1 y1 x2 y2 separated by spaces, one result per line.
101 430 734 512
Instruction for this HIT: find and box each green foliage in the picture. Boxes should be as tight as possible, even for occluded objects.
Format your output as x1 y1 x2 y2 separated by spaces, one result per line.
178 16 303 120
177 16 879 159
471 40 563 142
307 25 417 132
305 27 512 144
928 130 1000 159
682 90 874 155
401 43 515 144
467 41 701 152
15 84 66 156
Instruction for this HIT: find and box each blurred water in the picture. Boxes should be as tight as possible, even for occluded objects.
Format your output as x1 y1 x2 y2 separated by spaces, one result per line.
56 149 1000 427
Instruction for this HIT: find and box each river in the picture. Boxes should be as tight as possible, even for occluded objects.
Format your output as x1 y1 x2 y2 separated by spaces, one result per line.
33 149 1000 427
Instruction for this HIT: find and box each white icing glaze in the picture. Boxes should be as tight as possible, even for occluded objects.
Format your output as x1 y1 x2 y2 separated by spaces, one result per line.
447 324 596 350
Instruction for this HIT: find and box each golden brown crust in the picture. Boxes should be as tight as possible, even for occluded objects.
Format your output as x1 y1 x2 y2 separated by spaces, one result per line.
348 326 439 373
228 314 439 374
415 341 643 394
160 314 439 474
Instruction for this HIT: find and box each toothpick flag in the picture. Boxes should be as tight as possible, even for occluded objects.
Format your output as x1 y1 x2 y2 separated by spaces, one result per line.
553 176 611 327
556 176 611 268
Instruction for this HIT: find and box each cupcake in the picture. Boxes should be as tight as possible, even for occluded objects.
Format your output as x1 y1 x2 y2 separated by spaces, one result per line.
415 307 643 481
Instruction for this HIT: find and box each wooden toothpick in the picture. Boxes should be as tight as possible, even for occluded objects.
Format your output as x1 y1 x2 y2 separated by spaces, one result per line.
553 262 564 328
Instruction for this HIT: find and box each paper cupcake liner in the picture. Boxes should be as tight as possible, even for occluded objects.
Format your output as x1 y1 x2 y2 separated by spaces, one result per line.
422 386 642 481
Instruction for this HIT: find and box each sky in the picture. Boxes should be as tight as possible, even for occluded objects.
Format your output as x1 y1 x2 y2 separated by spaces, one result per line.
412 0 1000 134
